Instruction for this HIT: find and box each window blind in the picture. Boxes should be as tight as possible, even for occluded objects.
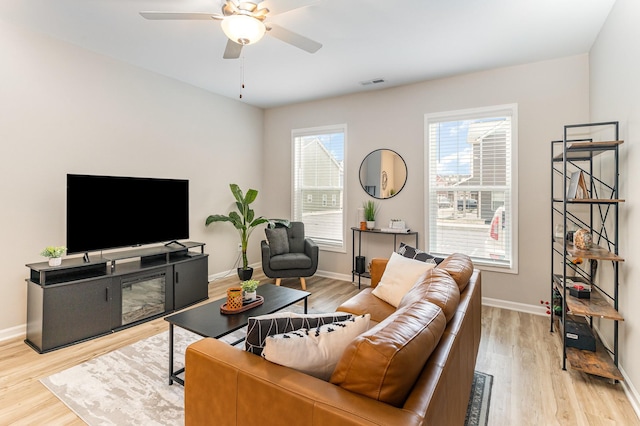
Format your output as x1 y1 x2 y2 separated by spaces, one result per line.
292 126 346 250
425 105 517 270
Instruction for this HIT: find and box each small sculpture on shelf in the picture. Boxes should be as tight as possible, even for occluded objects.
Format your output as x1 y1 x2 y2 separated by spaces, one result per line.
574 229 593 250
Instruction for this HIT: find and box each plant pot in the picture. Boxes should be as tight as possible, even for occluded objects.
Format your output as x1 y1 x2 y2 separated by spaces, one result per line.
237 267 254 281
366 221 375 230
244 291 257 302
48 257 62 267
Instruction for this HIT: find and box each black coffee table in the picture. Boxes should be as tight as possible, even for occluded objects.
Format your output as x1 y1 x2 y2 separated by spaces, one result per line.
165 283 310 385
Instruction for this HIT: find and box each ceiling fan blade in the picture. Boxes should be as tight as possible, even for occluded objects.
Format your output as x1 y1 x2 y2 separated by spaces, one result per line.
139 12 223 20
267 24 322 53
223 39 243 59
261 0 318 16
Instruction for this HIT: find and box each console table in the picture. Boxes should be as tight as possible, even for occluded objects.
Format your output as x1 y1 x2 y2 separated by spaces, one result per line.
351 227 419 288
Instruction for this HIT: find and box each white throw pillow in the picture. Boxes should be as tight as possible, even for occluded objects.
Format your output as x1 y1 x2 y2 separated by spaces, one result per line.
371 251 436 307
262 314 370 381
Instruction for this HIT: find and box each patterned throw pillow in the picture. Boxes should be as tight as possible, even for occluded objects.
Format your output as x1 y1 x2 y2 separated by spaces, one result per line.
245 312 353 356
397 242 444 264
262 314 371 381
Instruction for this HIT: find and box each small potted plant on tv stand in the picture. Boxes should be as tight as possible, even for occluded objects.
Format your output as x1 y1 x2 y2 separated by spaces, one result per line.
40 246 66 267
206 184 288 281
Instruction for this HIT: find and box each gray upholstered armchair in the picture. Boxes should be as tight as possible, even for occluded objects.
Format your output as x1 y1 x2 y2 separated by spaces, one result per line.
261 222 319 290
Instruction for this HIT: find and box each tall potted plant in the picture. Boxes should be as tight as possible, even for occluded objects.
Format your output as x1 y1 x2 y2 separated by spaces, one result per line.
206 184 287 281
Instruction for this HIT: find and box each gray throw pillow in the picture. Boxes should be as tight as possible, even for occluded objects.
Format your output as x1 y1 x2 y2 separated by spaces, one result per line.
265 227 290 256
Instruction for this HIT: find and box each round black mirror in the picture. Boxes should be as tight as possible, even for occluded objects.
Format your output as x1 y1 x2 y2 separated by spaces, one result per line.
359 149 407 199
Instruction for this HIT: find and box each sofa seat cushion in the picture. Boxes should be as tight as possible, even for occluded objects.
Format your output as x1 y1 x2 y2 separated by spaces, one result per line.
245 312 354 356
262 314 371 381
336 288 396 324
371 252 436 307
436 253 473 292
398 268 460 322
268 253 312 270
330 299 447 407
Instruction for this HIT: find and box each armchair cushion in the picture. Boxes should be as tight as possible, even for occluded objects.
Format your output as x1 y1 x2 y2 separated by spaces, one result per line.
269 253 312 270
265 227 290 256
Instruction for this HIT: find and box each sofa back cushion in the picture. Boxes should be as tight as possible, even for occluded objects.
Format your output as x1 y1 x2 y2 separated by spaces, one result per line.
330 299 446 407
436 253 473 292
398 268 460 322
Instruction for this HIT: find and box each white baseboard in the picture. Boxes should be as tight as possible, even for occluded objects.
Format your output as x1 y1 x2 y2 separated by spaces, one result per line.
0 324 25 343
482 297 547 316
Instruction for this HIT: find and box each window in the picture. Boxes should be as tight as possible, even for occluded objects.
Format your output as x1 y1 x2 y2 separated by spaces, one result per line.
293 125 346 251
425 105 518 272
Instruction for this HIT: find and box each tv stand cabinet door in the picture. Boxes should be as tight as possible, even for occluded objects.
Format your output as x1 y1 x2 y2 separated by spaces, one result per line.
42 277 113 351
174 256 208 310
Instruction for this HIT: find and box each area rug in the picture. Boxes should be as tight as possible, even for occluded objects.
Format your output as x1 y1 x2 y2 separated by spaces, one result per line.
42 328 492 426
465 370 493 426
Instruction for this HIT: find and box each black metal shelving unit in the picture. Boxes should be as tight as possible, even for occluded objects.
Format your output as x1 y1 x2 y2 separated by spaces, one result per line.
550 121 624 381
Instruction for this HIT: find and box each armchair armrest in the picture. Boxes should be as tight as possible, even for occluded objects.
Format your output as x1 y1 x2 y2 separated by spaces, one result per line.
185 338 421 426
304 238 319 260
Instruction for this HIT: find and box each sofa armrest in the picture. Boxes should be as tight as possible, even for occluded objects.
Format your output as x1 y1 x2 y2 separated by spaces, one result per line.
369 258 389 288
185 338 422 426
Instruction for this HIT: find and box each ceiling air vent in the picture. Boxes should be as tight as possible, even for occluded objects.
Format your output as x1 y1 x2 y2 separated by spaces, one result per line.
360 78 385 86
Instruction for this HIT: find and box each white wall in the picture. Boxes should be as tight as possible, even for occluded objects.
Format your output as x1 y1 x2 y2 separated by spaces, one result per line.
0 20 264 337
263 54 590 310
590 0 640 409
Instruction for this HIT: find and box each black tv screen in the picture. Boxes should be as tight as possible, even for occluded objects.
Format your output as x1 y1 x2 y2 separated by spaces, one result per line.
66 174 189 254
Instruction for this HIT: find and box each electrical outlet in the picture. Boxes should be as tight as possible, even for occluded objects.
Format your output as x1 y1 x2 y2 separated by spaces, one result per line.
237 243 242 252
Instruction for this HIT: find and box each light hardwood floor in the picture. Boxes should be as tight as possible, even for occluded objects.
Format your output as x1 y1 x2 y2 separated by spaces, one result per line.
0 273 638 425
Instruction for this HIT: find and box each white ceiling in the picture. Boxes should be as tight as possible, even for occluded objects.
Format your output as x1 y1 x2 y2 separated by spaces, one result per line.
1 0 616 108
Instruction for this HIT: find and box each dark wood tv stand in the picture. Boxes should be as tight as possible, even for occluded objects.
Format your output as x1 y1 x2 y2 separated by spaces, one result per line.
25 242 209 353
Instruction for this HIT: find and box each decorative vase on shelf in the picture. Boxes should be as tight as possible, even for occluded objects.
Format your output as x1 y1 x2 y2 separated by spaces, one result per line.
48 257 62 267
366 221 375 230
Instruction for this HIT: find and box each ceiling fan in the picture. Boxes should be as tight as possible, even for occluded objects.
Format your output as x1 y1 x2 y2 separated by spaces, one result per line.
140 0 322 59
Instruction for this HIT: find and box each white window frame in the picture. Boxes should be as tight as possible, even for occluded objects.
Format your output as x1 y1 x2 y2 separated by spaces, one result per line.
292 124 347 253
424 104 518 273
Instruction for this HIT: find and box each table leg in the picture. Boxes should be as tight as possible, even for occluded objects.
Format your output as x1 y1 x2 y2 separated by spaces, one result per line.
304 297 308 314
168 323 174 385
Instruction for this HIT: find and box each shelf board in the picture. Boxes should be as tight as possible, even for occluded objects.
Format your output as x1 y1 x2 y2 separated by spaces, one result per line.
556 316 624 381
553 275 623 321
551 198 625 204
554 239 624 262
553 140 624 161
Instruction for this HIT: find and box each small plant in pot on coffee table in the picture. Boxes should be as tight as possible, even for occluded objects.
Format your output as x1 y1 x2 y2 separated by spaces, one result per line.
241 279 259 301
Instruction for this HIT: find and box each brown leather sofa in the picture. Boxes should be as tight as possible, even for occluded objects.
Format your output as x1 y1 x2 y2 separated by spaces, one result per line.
185 253 481 426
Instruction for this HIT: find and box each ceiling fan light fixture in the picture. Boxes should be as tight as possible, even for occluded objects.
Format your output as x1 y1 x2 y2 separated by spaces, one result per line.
221 14 266 45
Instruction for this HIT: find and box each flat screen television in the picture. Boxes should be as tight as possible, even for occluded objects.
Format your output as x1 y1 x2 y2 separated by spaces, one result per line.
66 174 189 254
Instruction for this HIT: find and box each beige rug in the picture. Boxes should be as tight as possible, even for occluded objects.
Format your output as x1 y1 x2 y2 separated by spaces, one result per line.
40 327 239 425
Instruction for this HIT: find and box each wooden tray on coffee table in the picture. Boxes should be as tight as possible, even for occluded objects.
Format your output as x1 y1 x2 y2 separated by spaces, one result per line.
220 295 264 314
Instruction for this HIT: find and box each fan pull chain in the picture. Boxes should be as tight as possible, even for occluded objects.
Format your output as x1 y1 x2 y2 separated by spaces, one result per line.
239 55 245 99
